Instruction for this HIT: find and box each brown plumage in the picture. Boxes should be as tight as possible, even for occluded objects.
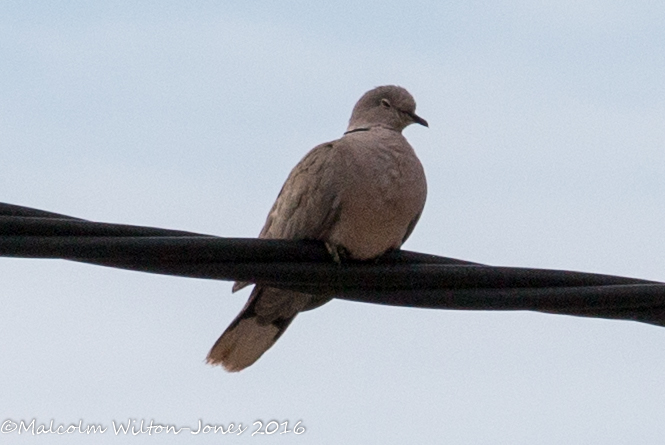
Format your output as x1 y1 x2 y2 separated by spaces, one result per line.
206 85 428 371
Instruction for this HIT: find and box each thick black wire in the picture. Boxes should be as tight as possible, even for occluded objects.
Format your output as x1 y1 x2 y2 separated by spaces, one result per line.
2 202 665 327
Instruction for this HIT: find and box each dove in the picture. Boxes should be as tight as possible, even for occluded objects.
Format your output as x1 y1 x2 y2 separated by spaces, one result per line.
206 85 428 371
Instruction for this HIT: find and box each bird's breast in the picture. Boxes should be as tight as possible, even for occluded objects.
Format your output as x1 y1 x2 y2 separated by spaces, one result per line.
326 132 426 260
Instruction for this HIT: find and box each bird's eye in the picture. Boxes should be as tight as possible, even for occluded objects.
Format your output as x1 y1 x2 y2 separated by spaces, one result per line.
381 98 391 108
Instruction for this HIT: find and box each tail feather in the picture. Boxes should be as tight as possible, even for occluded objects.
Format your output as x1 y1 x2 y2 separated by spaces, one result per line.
206 286 308 372
206 315 295 372
232 281 249 293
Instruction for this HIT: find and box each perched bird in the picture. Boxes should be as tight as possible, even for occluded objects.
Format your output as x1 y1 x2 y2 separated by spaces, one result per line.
206 85 428 371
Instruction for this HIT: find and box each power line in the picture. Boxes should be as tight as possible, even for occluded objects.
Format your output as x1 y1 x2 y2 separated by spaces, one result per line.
2 201 664 327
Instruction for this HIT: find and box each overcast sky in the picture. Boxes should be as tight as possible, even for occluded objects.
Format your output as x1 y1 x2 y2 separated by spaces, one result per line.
2 1 665 444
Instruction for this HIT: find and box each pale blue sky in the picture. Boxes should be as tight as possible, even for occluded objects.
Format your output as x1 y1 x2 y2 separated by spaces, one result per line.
2 2 665 444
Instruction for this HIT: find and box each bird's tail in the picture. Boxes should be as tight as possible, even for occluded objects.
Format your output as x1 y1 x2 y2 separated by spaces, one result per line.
206 286 308 372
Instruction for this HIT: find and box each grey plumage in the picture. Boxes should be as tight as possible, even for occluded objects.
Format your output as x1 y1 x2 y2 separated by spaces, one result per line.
206 85 428 371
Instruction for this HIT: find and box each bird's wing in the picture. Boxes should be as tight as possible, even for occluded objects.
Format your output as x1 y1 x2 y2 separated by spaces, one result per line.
258 141 342 241
232 141 342 292
401 208 424 245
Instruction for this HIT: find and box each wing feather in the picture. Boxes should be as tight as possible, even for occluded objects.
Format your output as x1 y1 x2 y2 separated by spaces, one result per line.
259 142 342 240
233 141 342 292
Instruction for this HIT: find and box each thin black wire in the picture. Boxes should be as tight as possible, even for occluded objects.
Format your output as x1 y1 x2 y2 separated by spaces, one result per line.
2 201 665 327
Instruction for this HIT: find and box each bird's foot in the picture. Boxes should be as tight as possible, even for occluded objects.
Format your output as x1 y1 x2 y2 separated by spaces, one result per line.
325 242 350 264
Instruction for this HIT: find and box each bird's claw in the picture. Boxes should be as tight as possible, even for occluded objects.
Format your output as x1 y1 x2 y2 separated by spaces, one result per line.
325 242 349 264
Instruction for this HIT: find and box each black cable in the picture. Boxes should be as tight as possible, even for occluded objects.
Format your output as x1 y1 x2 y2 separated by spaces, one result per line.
2 202 665 327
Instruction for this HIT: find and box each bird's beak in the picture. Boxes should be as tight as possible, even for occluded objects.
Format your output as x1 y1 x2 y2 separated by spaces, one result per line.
406 111 428 127
412 113 429 127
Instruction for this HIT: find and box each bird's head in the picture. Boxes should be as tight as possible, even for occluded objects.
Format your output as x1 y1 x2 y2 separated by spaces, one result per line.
347 85 428 133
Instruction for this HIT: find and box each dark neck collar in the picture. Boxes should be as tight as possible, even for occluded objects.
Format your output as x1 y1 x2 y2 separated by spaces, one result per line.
344 127 370 135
